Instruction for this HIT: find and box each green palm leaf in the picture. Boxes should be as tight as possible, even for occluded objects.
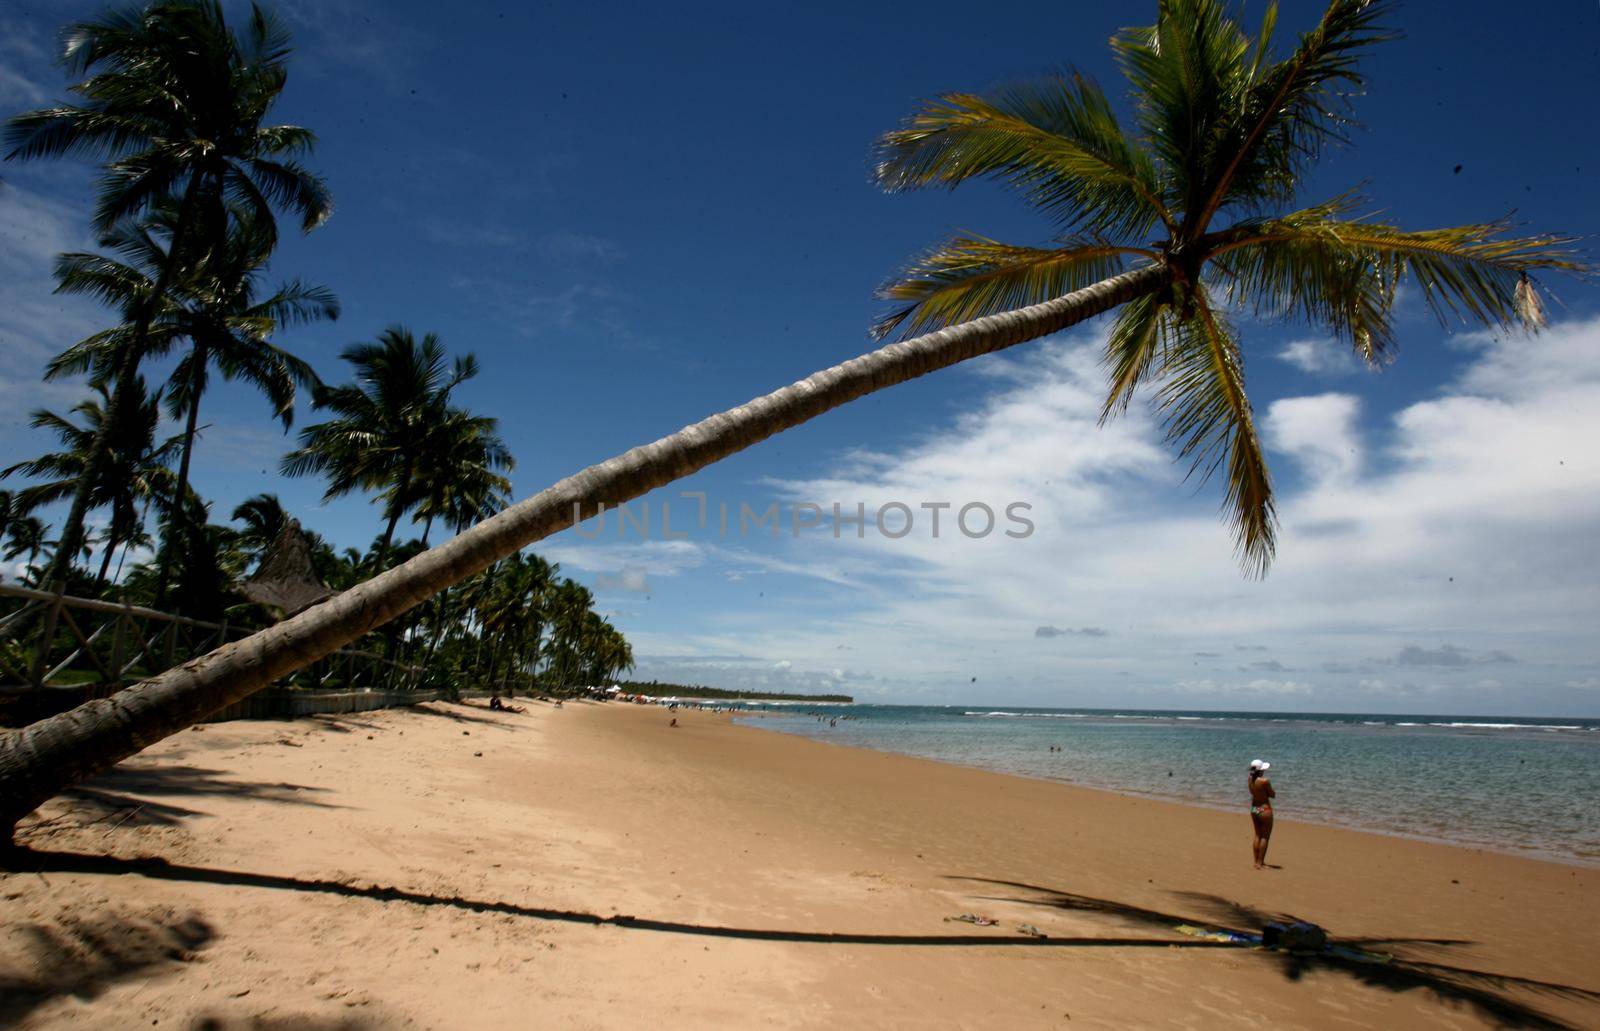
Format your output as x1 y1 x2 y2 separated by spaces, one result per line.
873 236 1139 340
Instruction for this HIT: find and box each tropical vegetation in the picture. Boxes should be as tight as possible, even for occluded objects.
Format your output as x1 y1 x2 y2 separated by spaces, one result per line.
0 2 631 721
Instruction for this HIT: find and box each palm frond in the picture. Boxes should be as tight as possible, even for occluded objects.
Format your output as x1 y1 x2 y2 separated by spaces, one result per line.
254 280 340 328
872 74 1173 239
1216 204 1590 335
1194 0 1397 228
244 157 333 231
1111 0 1253 218
873 235 1136 340
1156 289 1275 577
1099 290 1170 419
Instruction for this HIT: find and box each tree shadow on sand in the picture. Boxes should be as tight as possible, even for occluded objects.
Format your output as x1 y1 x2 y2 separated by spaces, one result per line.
9 850 1595 1029
400 703 516 728
10 848 1248 952
190 1014 372 1030
34 765 343 832
0 909 213 1024
957 876 1600 1030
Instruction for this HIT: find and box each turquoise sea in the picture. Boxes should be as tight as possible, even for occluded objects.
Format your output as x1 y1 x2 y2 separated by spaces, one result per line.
730 705 1600 866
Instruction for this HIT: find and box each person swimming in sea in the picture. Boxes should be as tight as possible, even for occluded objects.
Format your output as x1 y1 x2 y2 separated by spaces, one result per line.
1248 759 1276 869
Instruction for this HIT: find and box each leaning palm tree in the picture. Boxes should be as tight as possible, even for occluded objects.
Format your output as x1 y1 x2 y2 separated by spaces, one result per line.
1 379 179 585
281 327 484 573
0 0 1588 844
3 0 332 590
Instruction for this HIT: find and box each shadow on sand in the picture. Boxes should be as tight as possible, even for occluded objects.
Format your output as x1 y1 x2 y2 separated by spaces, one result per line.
0 908 213 1024
8 849 1596 1029
48 765 343 830
959 876 1599 1030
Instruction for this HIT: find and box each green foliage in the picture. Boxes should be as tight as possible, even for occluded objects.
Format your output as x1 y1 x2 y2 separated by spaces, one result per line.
281 327 512 571
2 0 334 587
0 378 178 583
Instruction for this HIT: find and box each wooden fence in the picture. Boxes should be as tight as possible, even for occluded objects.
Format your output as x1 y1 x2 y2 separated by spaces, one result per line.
0 582 428 726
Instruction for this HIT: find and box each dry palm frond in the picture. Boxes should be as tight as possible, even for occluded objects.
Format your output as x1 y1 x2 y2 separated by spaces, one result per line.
1513 272 1547 330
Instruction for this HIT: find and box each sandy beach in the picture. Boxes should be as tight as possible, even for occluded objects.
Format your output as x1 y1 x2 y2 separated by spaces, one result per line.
3 699 1597 1030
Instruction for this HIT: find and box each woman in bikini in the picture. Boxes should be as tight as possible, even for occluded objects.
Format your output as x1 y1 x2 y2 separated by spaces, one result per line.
1248 759 1275 869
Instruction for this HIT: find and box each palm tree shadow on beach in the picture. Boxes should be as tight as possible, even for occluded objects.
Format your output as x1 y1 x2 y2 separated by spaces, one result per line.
0 909 213 1024
7 849 1595 1030
36 765 344 833
955 876 1598 1030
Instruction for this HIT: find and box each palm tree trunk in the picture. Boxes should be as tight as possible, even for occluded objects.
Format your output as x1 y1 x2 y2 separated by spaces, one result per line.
34 176 207 593
372 463 413 575
155 348 207 609
0 264 1164 844
95 532 117 585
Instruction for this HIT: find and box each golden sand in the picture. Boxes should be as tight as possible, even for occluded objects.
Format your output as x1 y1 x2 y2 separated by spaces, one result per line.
3 700 1596 1029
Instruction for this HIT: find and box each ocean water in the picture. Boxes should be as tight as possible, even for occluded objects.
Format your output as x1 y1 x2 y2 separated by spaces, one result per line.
729 705 1600 866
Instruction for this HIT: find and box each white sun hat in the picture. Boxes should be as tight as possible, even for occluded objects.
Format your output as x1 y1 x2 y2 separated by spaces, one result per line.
1249 759 1271 772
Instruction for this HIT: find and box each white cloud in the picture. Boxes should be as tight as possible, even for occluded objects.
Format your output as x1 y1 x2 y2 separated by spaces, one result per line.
716 315 1600 712
0 185 106 446
1263 393 1361 483
595 567 652 594
1277 338 1357 375
542 539 705 581
0 17 54 109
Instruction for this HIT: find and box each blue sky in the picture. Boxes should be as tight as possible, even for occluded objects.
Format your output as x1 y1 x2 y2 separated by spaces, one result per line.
3 1 1598 714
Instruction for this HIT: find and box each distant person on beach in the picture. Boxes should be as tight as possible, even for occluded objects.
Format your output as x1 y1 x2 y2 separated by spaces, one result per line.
1248 759 1276 869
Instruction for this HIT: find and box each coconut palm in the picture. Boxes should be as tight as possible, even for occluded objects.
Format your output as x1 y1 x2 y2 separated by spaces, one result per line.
409 413 514 546
281 327 487 573
50 208 335 603
2 518 52 583
230 493 289 560
472 553 557 691
543 579 599 689
577 615 633 687
0 379 179 585
231 492 335 574
1 0 1588 843
3 0 332 590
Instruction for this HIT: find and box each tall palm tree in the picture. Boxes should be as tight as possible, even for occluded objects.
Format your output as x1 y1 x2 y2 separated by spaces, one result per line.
3 0 332 589
1 379 179 586
472 553 557 691
544 579 598 689
50 208 336 602
576 614 633 687
281 328 487 573
1 0 1587 843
